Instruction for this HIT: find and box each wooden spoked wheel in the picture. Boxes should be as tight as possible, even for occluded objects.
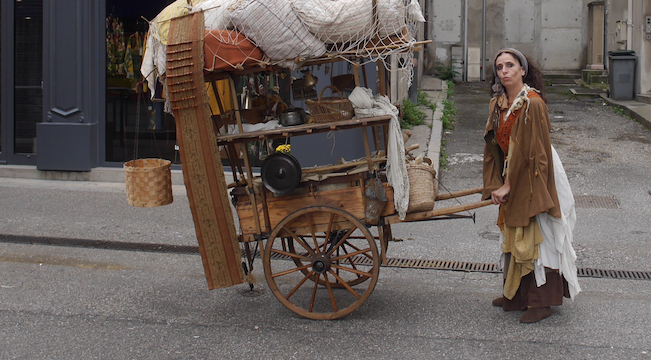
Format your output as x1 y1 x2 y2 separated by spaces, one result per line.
263 206 380 320
286 236 371 288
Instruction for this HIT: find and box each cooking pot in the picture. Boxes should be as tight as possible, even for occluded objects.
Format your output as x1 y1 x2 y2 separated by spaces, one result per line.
280 107 306 126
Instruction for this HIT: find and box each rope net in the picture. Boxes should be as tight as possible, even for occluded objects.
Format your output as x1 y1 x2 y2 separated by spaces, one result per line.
142 0 425 93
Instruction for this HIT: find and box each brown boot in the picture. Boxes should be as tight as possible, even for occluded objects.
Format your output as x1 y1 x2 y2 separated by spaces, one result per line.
493 297 526 311
519 307 552 323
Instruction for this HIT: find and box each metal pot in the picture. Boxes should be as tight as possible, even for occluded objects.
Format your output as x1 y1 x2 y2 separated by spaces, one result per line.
280 107 306 126
261 153 302 195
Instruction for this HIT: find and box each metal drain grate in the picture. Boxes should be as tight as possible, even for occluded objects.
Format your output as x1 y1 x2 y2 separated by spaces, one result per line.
574 195 620 209
261 251 651 280
3 234 651 281
578 267 651 280
383 258 500 273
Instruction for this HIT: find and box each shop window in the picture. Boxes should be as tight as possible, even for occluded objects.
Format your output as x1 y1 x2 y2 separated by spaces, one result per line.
14 0 42 155
105 0 178 164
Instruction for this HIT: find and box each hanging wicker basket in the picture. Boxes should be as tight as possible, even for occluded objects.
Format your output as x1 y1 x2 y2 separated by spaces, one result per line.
406 162 438 213
124 159 173 207
306 86 354 123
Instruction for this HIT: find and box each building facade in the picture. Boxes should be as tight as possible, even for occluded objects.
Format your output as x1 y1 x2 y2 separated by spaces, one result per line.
1 0 177 171
426 0 651 96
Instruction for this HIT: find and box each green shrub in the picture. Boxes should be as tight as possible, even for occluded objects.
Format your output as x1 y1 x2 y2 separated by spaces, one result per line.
400 98 426 129
445 80 454 97
417 90 437 111
441 99 457 131
435 62 459 81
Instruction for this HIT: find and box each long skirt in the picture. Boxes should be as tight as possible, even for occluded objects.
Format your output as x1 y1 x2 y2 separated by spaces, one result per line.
501 253 570 311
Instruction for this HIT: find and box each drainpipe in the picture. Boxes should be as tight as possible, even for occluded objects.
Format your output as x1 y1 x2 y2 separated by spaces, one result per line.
481 0 486 81
627 0 633 50
463 0 468 82
603 0 608 66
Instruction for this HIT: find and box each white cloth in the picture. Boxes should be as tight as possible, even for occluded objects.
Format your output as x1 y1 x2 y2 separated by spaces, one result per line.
141 35 167 102
534 145 581 299
349 87 409 219
226 120 281 134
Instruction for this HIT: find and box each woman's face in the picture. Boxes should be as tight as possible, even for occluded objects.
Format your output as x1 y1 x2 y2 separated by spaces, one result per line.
495 52 525 90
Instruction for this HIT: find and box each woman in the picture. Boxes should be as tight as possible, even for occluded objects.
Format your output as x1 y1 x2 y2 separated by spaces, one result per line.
482 48 581 323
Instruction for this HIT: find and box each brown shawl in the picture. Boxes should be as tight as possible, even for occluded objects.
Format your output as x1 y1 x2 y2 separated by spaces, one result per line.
482 93 561 227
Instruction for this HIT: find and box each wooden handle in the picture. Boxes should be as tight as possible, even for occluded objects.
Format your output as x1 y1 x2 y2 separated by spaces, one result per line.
384 199 493 225
405 144 420 154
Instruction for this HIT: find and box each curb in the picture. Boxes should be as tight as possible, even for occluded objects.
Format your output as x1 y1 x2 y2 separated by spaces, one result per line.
599 94 651 131
426 79 447 180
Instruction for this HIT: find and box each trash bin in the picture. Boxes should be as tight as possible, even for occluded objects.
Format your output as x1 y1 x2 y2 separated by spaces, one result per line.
607 50 636 100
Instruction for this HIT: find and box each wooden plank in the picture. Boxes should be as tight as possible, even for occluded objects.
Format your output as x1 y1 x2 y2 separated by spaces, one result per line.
167 13 244 290
301 158 386 175
215 116 391 145
383 200 493 225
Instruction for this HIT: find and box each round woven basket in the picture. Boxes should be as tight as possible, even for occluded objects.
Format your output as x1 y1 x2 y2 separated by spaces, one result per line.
124 159 173 207
406 162 438 213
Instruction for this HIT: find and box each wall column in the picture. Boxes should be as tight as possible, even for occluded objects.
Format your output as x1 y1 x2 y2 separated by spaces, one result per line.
37 0 104 171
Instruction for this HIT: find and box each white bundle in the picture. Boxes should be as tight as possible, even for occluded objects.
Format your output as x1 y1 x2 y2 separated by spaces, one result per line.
291 0 424 45
229 0 326 61
192 0 238 30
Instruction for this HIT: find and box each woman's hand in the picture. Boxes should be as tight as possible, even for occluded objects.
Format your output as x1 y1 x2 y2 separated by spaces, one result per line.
491 180 511 205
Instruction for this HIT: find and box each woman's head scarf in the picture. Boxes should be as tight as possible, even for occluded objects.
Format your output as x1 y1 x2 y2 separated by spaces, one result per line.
492 48 528 97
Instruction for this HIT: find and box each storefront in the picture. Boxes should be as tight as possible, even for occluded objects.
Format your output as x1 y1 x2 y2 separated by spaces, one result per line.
1 1 420 172
0 0 178 171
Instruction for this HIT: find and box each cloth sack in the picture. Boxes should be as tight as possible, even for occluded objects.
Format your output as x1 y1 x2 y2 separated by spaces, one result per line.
291 0 424 44
192 0 238 30
229 0 326 61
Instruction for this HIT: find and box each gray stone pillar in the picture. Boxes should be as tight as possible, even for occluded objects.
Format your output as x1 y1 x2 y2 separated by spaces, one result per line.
37 0 104 171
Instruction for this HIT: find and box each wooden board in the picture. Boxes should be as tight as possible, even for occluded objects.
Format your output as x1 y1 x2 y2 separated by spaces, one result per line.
236 183 395 236
167 13 244 290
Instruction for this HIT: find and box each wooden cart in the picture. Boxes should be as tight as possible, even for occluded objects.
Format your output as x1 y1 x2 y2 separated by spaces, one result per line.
222 117 491 320
164 12 491 320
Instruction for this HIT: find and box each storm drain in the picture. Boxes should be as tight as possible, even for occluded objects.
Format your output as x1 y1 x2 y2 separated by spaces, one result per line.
265 250 651 280
3 234 651 281
574 195 620 209
577 267 651 280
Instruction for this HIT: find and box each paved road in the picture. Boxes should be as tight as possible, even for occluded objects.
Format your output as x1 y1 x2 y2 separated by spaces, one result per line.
1 82 651 359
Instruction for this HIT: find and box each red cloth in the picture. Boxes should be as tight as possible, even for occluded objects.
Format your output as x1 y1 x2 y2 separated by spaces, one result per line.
203 30 264 72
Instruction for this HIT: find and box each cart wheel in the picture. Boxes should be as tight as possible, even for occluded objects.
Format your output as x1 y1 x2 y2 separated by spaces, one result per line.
285 233 371 287
263 206 380 320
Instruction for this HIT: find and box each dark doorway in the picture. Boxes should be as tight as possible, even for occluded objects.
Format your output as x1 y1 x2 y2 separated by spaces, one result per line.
105 0 178 164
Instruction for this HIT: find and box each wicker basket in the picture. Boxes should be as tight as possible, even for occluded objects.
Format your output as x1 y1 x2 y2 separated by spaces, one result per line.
306 86 354 123
406 162 438 213
124 159 173 207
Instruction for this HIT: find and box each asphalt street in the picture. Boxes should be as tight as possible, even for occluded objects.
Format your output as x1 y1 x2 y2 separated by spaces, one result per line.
1 81 651 359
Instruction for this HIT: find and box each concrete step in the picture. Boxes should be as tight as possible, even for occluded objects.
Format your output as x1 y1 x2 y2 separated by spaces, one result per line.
635 94 651 105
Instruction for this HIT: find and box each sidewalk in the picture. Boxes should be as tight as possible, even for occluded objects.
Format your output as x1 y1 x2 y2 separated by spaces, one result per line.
404 75 447 180
599 94 651 131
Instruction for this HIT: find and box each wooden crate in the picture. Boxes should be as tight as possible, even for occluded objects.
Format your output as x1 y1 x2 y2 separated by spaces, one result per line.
234 177 395 237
